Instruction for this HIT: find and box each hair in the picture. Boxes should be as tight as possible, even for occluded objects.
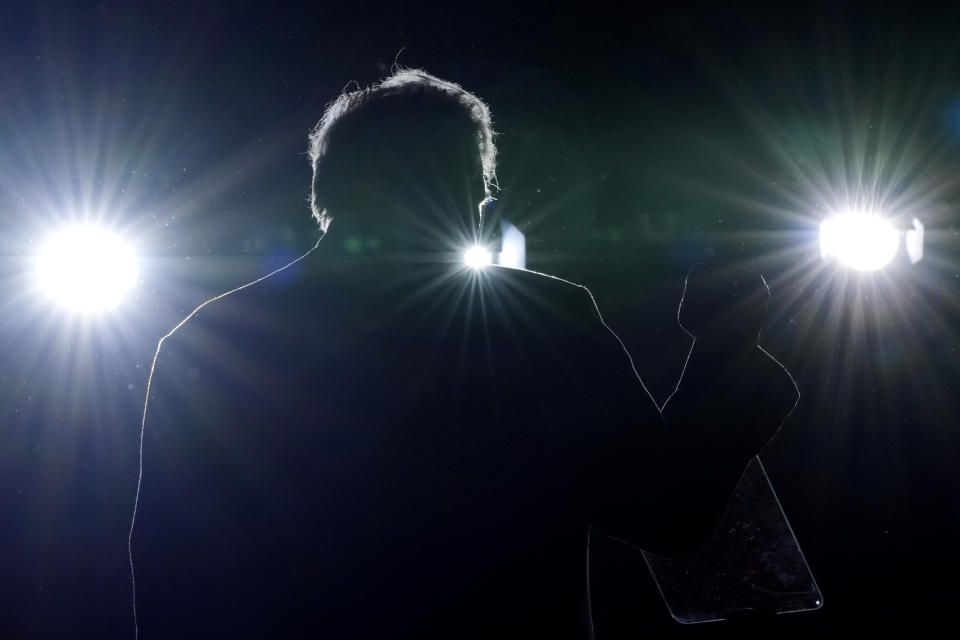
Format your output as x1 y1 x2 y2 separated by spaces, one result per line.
307 68 497 231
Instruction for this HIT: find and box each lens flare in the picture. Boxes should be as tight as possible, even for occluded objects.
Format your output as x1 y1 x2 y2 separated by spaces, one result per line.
819 213 900 271
35 226 138 312
464 245 492 269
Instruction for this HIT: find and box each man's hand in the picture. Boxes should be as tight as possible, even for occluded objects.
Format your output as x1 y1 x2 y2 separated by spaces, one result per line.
651 264 799 555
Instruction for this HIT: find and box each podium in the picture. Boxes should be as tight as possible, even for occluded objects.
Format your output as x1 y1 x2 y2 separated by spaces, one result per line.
643 457 822 623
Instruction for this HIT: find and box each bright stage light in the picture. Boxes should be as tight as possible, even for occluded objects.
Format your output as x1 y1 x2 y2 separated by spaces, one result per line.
464 245 492 269
905 217 924 264
498 220 526 270
35 226 138 312
819 212 900 271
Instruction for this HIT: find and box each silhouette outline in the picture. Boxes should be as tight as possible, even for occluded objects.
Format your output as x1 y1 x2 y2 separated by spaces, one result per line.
130 69 798 639
588 264 808 631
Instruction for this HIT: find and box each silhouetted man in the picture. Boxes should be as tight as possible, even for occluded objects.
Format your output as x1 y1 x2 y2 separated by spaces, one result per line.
135 69 797 639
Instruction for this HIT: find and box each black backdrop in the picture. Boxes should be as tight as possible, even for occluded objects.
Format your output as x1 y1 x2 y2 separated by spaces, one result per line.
1 1 959 636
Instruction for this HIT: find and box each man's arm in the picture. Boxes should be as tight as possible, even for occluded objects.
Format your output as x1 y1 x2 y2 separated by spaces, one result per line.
587 266 798 558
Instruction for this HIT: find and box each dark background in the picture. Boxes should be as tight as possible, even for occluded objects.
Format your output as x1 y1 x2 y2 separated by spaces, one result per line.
1 1 959 636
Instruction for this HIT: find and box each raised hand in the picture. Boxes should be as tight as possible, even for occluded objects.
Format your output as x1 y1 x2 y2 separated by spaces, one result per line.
653 264 799 554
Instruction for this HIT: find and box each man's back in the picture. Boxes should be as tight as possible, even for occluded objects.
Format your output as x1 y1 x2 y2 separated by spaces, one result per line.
135 257 663 638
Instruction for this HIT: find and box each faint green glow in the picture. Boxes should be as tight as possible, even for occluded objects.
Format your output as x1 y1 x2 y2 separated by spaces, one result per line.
344 236 363 253
35 226 138 312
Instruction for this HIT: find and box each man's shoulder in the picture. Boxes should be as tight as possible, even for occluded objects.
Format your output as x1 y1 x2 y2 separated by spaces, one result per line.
483 265 601 328
153 262 610 384
485 264 589 294
151 273 320 392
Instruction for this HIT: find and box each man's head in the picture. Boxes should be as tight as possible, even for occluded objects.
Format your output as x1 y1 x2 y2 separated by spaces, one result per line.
308 69 497 253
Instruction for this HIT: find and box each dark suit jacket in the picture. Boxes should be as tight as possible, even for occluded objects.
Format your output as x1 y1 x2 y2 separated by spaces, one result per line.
134 257 792 638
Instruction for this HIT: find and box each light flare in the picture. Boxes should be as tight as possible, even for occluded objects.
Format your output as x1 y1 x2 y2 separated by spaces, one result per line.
819 212 900 271
35 225 138 312
464 245 492 269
